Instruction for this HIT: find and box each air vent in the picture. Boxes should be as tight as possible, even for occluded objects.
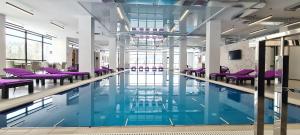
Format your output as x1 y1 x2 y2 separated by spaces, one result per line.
284 2 300 11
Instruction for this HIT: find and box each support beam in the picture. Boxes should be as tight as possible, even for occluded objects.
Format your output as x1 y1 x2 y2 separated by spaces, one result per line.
0 14 5 76
205 20 221 78
78 16 95 74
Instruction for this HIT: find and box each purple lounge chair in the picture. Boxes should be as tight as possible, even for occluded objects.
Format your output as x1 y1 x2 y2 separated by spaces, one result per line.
226 69 278 85
41 67 90 80
95 68 107 76
152 66 157 71
265 70 282 85
209 66 230 80
195 68 205 77
158 66 164 71
0 79 33 99
226 75 256 85
67 66 78 72
101 66 114 73
117 67 124 71
139 66 143 71
131 66 137 71
145 66 150 71
3 68 73 86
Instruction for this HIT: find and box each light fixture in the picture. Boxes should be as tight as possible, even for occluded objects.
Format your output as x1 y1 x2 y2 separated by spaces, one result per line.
50 21 64 29
170 25 176 32
125 25 129 31
249 15 272 26
117 6 124 20
249 28 267 35
222 27 234 34
6 2 34 15
284 21 300 27
179 10 190 21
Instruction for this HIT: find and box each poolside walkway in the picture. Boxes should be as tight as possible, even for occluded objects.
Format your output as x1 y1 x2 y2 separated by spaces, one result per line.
1 125 300 135
182 73 300 106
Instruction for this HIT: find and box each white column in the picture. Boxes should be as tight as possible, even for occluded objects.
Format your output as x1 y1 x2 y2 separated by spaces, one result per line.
0 14 5 76
205 20 221 78
187 52 194 68
119 45 125 68
179 20 187 71
169 38 174 71
78 16 95 74
180 38 187 71
109 37 117 70
162 51 167 69
125 50 130 69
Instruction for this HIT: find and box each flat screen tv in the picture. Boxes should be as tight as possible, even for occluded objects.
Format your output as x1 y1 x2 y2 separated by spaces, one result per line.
229 50 242 60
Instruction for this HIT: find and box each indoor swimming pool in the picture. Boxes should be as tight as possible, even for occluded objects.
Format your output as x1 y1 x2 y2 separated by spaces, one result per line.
0 71 300 127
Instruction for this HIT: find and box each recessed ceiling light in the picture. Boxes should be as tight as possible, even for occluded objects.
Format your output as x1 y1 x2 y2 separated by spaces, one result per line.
249 15 273 26
50 21 64 29
6 2 34 15
117 6 124 20
222 28 234 35
249 28 267 35
179 10 190 21
284 21 300 27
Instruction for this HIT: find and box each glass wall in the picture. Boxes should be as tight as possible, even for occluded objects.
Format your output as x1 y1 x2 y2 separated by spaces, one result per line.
5 23 52 67
129 50 163 68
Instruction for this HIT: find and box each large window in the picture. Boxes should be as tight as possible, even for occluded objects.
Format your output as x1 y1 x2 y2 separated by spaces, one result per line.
5 23 52 65
129 50 163 68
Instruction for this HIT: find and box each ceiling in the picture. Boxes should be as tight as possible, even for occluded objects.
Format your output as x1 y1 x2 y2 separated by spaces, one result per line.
1 0 300 48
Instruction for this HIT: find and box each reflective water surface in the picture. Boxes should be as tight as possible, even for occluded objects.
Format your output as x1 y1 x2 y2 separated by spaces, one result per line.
0 71 300 127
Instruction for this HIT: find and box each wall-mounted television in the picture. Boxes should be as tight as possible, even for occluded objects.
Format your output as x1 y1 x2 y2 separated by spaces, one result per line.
229 50 242 60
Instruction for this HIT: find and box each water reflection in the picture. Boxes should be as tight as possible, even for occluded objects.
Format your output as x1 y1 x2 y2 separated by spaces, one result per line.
0 71 300 127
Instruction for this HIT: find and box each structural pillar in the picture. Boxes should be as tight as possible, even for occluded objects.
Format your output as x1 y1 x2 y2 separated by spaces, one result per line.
78 16 95 74
187 52 194 68
179 20 187 71
169 37 174 71
0 14 6 76
205 20 221 78
162 51 168 69
180 38 187 71
109 37 117 70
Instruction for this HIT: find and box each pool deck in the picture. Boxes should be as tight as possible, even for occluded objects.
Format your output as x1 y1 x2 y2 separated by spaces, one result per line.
0 71 123 112
1 125 300 135
182 73 300 106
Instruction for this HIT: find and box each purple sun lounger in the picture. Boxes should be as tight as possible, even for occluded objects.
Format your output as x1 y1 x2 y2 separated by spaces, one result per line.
101 66 114 73
0 79 34 99
41 67 90 80
226 75 256 85
226 70 281 85
209 66 230 81
195 68 205 77
3 68 73 86
95 68 108 76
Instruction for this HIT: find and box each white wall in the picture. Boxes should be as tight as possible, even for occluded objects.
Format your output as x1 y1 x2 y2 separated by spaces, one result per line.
220 41 255 72
47 37 67 64
289 47 300 80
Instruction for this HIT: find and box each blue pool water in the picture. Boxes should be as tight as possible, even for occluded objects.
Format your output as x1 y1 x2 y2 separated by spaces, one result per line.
0 71 300 127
